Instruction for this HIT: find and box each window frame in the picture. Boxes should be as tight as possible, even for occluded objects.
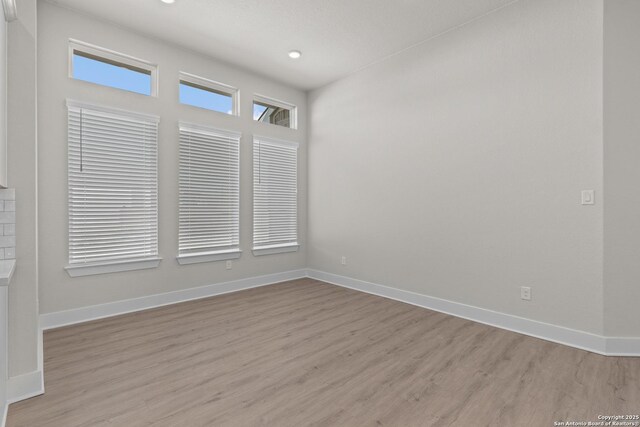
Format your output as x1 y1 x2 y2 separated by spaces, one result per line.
179 72 239 116
252 135 300 256
64 100 161 277
253 94 297 130
68 39 159 97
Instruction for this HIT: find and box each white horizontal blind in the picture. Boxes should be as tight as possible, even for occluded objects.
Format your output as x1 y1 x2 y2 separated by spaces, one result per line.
253 137 298 250
67 101 159 265
179 124 240 255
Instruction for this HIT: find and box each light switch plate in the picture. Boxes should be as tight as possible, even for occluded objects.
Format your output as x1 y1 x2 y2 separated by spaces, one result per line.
581 190 595 205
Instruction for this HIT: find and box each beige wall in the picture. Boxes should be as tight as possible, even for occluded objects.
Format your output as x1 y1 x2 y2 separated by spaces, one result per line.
37 2 307 314
7 0 39 377
603 0 640 337
308 0 605 334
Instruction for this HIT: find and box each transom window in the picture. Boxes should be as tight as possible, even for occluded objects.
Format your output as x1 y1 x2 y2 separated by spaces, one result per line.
253 95 297 129
179 72 238 116
69 40 158 96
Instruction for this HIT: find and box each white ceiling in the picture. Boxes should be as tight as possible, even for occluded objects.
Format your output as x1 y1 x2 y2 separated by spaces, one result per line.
48 0 516 90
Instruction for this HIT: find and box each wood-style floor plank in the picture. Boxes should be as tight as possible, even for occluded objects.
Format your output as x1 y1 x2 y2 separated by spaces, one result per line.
7 278 640 426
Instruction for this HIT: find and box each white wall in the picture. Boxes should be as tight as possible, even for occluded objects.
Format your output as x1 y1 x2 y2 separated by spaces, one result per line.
7 0 39 381
308 0 604 334
0 6 7 188
37 2 307 314
0 286 7 423
603 0 640 337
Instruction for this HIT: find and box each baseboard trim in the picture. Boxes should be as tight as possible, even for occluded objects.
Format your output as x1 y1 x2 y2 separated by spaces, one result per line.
1 400 7 427
41 269 308 331
7 369 44 404
307 269 640 357
605 337 640 356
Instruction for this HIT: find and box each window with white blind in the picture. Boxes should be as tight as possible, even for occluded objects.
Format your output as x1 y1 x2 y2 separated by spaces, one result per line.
253 136 299 255
65 100 160 277
178 123 241 264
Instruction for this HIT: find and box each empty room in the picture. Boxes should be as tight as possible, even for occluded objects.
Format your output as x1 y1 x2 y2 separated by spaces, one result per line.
0 0 638 425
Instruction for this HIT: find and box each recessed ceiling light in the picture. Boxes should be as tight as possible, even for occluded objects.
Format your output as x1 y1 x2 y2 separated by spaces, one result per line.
288 50 302 59
161 0 175 4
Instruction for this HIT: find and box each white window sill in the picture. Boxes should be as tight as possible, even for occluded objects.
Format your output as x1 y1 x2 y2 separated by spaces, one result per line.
176 249 242 265
65 257 162 277
252 243 299 256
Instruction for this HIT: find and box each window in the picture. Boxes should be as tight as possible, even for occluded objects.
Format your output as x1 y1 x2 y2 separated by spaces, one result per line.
179 72 238 116
69 40 157 96
178 123 241 264
66 101 160 277
253 95 297 129
253 136 299 255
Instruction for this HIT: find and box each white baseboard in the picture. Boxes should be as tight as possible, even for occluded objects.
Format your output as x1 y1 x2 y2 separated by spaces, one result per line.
307 269 640 357
605 337 640 356
1 401 7 427
7 369 44 404
40 269 308 331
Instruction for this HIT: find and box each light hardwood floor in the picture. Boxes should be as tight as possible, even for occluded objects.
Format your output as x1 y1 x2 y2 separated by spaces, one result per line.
7 278 640 426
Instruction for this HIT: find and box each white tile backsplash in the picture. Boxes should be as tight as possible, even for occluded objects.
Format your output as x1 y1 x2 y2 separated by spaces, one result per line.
0 189 14 200
0 189 15 260
3 224 14 236
0 236 15 247
0 212 15 224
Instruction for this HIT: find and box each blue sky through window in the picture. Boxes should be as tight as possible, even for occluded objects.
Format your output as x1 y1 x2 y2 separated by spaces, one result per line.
73 54 151 95
253 103 268 121
179 83 233 114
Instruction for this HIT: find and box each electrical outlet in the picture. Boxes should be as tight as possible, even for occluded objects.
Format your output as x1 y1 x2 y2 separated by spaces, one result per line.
520 286 531 301
225 260 233 270
581 190 595 205
341 256 347 266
